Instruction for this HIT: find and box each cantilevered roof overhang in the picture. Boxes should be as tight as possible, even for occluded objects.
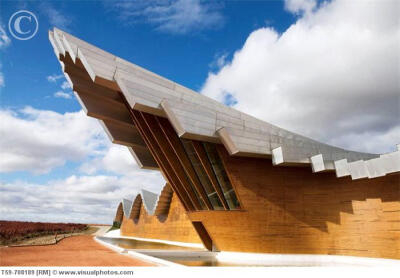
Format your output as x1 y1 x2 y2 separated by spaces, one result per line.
49 28 400 180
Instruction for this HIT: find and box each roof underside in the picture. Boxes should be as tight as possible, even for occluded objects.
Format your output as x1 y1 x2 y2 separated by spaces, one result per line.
49 28 399 180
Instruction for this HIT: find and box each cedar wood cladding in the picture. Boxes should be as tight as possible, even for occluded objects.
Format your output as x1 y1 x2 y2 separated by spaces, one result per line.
50 28 400 259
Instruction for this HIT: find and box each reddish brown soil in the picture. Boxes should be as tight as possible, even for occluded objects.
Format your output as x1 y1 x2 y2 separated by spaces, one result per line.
0 221 87 242
0 235 155 266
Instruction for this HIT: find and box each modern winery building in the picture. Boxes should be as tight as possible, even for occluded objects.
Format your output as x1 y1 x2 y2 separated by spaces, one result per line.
49 28 400 259
113 184 203 246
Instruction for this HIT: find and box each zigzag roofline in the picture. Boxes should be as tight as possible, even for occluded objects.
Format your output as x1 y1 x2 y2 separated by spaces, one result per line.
49 28 400 180
119 184 174 220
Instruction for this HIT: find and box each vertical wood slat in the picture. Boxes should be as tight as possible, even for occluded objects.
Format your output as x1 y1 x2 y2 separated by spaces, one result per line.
132 110 194 210
126 105 193 211
132 110 194 211
157 117 213 210
192 141 230 210
141 113 202 210
129 109 188 210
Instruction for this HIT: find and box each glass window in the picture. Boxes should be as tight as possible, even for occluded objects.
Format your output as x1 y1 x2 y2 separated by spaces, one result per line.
203 142 241 209
186 175 206 210
181 139 224 210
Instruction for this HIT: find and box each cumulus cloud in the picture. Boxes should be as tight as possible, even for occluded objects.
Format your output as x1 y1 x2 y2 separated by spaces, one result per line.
53 91 72 99
284 0 317 15
209 51 229 72
0 107 107 174
0 173 162 224
0 107 165 223
48 76 72 99
40 2 72 30
47 74 64 83
81 145 135 175
108 0 224 34
0 142 164 223
79 144 164 192
201 0 400 154
61 80 71 90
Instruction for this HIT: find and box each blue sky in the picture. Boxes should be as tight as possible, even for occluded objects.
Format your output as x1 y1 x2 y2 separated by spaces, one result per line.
1 0 295 112
0 0 297 186
0 0 298 223
0 0 398 223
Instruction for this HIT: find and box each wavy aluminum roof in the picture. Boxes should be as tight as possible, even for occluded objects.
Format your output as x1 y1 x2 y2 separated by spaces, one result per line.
121 198 133 218
49 28 399 180
120 184 173 219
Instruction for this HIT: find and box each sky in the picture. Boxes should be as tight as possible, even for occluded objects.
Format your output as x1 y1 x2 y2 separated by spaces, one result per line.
0 0 398 224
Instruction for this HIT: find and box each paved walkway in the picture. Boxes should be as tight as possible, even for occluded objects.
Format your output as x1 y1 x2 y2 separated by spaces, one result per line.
93 225 112 236
0 235 155 266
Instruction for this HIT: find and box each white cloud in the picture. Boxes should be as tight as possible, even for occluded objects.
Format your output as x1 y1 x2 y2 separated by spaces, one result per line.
0 173 163 224
285 0 317 15
61 80 71 90
109 0 224 34
47 74 64 83
48 76 72 99
0 25 11 49
80 145 138 176
0 106 165 223
0 71 4 87
54 91 72 99
0 107 108 174
201 0 400 154
209 52 229 71
79 144 164 191
40 3 72 30
0 62 5 88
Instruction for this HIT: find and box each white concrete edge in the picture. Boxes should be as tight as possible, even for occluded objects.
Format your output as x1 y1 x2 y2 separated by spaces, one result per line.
118 235 204 249
94 236 125 253
102 229 121 237
216 251 400 267
53 29 66 56
48 31 61 58
310 154 325 172
132 250 216 258
61 34 77 62
272 146 283 165
126 250 184 267
95 236 183 267
102 229 204 249
77 47 96 81
96 235 400 267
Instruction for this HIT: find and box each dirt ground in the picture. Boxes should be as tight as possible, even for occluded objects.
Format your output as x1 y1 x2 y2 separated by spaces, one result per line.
3 226 101 247
0 225 104 247
0 235 155 266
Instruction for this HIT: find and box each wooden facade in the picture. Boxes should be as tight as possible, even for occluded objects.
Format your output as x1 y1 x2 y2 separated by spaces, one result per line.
120 187 202 244
113 203 123 226
188 147 400 259
50 28 400 260
116 116 400 259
